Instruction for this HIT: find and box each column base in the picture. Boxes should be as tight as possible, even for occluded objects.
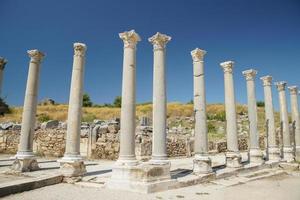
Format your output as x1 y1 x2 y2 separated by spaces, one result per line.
10 151 39 172
58 155 86 177
295 147 300 162
106 161 174 193
225 151 242 168
249 148 265 164
283 147 295 163
193 154 213 174
268 147 281 162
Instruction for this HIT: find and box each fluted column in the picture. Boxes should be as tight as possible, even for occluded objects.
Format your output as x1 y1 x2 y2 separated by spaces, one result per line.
242 69 264 164
260 76 280 161
149 32 171 163
191 48 212 173
59 43 87 177
288 86 300 161
0 57 7 96
275 81 294 162
220 61 242 168
117 30 141 165
12 50 44 172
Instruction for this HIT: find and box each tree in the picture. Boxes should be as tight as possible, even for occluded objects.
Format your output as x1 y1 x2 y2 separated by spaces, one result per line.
0 97 10 116
113 96 122 108
256 101 265 107
82 93 93 107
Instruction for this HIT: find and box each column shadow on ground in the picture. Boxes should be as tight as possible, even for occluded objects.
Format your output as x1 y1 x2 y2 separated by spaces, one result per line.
84 169 112 176
171 168 192 179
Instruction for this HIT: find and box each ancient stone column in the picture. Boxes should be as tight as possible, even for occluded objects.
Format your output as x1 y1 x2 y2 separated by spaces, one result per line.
117 30 141 165
11 50 44 172
220 61 242 168
191 48 212 174
58 43 87 176
242 69 264 164
275 81 294 162
0 57 8 96
260 76 280 161
149 32 171 163
288 86 300 161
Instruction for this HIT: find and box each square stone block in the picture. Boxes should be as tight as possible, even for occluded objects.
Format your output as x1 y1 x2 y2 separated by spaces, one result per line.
10 157 39 172
58 159 86 177
106 162 176 193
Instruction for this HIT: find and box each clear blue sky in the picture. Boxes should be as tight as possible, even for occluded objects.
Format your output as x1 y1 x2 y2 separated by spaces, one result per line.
1 0 300 110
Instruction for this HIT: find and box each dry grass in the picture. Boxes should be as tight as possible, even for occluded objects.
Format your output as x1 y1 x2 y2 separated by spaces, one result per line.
0 103 278 125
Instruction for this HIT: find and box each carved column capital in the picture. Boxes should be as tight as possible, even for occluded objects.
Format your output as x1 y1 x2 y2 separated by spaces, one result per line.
220 61 234 74
260 75 273 86
27 50 45 63
275 81 287 91
74 43 87 57
242 69 257 81
288 86 298 95
148 32 171 51
119 30 141 49
191 48 206 62
0 57 8 70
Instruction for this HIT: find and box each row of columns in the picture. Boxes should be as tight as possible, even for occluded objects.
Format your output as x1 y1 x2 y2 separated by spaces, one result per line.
5 30 300 175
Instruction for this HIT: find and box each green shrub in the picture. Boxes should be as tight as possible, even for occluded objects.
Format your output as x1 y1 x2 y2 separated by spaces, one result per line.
82 113 96 122
37 113 51 122
256 101 265 107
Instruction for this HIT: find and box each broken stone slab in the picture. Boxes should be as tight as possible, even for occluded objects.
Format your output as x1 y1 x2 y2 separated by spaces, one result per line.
279 162 300 171
0 122 14 130
41 120 59 129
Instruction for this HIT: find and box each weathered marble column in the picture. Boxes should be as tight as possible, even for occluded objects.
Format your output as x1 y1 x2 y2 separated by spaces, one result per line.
0 57 8 96
288 86 300 161
275 81 294 162
117 30 141 165
11 50 44 172
260 76 280 161
149 32 171 163
58 43 87 177
220 61 242 168
191 48 212 174
242 69 264 164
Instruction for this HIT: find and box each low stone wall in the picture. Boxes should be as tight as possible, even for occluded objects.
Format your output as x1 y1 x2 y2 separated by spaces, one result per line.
0 121 269 160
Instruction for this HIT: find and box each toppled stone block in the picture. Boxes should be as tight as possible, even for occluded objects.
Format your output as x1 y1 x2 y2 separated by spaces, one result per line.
0 122 14 130
41 120 59 129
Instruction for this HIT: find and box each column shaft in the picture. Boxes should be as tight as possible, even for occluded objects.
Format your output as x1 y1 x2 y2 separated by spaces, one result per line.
64 43 86 159
118 30 140 163
0 58 7 96
17 50 44 157
149 32 171 162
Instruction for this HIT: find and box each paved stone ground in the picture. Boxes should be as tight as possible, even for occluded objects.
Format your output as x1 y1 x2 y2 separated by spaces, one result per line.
1 153 300 200
2 173 300 200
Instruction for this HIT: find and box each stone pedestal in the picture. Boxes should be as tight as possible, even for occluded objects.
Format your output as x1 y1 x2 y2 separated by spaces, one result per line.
225 152 242 168
243 69 264 164
261 76 280 161
107 162 175 193
193 154 213 174
58 158 86 177
59 43 87 176
10 156 39 172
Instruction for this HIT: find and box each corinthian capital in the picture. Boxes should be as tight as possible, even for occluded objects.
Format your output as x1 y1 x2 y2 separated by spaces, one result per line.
191 48 206 62
0 57 8 70
220 61 234 74
288 86 298 95
275 81 287 92
148 32 171 51
242 69 257 81
119 30 141 49
74 43 87 57
27 49 45 63
260 75 272 87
